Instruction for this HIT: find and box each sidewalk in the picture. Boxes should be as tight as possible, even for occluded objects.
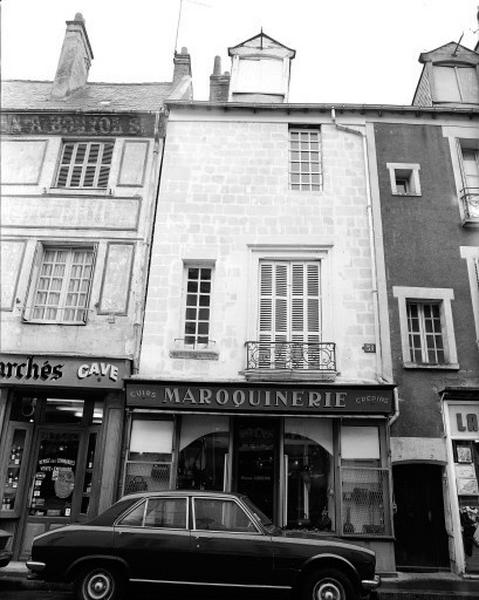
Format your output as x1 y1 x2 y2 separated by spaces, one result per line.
2 562 479 598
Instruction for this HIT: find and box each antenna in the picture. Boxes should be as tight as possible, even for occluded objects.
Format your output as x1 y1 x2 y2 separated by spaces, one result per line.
174 0 212 53
452 32 464 56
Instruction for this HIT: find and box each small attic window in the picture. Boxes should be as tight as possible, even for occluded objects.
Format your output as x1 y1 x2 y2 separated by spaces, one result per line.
235 56 283 94
433 65 479 103
387 163 421 196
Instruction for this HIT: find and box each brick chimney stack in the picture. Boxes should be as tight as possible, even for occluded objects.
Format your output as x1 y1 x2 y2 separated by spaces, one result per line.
51 13 93 99
209 56 230 102
173 47 192 84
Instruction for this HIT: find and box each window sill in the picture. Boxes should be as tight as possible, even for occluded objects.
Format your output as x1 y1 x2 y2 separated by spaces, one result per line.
169 348 219 361
403 362 459 371
22 319 87 326
392 192 421 197
45 188 112 197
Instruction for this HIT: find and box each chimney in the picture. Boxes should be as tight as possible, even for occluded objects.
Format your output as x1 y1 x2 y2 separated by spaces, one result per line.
51 13 93 99
209 56 230 102
173 47 192 84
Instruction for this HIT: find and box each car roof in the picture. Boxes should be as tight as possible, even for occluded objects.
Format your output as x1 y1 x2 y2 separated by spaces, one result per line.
119 490 245 502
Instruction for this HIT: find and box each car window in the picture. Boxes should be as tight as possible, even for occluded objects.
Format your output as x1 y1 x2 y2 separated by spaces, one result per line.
144 498 187 529
117 500 146 526
194 498 257 533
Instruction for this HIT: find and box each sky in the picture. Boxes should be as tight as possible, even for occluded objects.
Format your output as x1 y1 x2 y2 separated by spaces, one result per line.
2 0 479 105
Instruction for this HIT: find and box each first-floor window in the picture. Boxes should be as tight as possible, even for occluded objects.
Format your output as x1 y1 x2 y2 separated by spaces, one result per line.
30 247 94 324
407 301 445 364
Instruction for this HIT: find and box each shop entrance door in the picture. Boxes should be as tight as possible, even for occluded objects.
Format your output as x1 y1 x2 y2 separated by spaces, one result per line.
233 418 279 523
393 464 449 570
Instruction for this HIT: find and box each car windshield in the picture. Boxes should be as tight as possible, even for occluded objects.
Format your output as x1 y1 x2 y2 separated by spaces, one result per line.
241 496 279 534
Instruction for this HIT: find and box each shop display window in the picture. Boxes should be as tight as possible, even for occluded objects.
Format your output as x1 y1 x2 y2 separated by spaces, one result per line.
177 416 229 492
1 428 28 513
340 425 390 537
124 418 174 494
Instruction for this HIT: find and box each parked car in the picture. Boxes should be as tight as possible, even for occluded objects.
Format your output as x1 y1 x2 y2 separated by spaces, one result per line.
27 490 380 600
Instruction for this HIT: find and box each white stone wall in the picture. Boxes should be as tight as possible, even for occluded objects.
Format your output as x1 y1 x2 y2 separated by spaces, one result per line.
0 134 158 359
140 110 378 382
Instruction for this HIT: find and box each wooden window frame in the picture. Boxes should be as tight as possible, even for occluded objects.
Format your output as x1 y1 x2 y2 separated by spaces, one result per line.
53 140 114 189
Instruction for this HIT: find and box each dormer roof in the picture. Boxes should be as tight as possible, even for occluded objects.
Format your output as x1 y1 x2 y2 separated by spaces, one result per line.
418 41 479 65
228 31 296 59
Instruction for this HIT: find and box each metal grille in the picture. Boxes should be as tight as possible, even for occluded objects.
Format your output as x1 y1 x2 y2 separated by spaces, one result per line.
246 341 336 371
124 462 171 494
289 129 321 191
341 467 389 536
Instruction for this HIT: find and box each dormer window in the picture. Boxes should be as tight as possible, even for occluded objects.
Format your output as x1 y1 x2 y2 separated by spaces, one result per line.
236 57 283 94
433 64 479 104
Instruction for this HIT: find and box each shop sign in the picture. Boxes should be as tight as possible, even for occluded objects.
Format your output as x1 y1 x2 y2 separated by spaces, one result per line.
0 354 130 389
0 112 158 138
449 404 479 438
126 381 395 415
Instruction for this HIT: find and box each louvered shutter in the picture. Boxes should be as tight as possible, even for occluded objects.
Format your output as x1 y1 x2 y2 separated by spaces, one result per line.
259 261 321 368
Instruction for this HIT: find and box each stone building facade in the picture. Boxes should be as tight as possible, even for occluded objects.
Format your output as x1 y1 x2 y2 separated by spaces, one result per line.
0 13 191 559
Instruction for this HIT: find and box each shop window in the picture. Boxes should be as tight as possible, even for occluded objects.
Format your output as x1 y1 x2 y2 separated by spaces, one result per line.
340 425 390 537
44 398 84 424
386 163 421 196
193 498 257 532
289 128 322 191
25 246 95 324
124 418 174 494
393 286 458 369
54 140 114 189
177 415 229 491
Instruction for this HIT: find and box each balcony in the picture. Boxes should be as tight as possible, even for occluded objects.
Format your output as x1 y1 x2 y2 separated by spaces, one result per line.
244 341 337 382
460 187 479 225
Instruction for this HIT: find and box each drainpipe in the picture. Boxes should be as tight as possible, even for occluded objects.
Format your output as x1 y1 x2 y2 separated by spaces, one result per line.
330 107 399 426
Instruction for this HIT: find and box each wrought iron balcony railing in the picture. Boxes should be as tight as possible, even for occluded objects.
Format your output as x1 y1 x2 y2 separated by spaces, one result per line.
460 187 479 223
245 341 336 372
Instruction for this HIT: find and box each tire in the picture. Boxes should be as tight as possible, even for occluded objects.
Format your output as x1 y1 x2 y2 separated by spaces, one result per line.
302 568 354 600
74 564 125 600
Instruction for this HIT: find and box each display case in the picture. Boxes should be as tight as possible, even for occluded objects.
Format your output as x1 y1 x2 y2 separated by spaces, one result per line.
0 422 33 517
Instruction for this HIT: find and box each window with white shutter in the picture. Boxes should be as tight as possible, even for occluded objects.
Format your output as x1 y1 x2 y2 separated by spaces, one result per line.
258 261 321 368
55 141 114 189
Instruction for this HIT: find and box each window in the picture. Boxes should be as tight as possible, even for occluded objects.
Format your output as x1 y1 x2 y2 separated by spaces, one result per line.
458 145 479 221
28 247 94 323
183 266 212 348
386 163 421 196
193 498 257 532
393 286 458 369
258 261 321 368
460 247 479 345
55 141 114 188
434 65 479 103
407 302 444 364
144 498 187 529
289 129 321 191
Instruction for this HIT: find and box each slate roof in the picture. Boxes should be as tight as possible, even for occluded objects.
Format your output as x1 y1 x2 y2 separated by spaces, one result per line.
2 80 175 112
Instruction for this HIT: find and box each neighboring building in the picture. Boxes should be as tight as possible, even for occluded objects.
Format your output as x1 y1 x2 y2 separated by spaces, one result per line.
0 13 191 558
125 32 397 572
372 35 479 573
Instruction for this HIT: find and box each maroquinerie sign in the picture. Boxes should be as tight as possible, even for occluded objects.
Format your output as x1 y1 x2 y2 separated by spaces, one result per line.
0 354 130 389
0 112 157 138
126 381 395 415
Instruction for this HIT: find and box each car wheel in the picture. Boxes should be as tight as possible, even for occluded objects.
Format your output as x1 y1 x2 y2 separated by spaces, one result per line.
74 564 125 600
303 568 354 600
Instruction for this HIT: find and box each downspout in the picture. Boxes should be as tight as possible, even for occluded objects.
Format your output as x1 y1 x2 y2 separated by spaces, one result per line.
132 109 166 374
330 107 399 425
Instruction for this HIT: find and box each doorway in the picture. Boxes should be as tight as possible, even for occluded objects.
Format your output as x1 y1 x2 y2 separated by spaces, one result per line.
393 463 449 570
233 418 280 522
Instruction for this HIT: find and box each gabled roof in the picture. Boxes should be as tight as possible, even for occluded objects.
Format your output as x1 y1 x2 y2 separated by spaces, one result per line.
1 80 181 112
228 31 296 58
419 41 479 65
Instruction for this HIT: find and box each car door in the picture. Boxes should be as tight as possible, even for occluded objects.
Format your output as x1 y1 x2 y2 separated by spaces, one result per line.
190 496 274 586
113 496 192 582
